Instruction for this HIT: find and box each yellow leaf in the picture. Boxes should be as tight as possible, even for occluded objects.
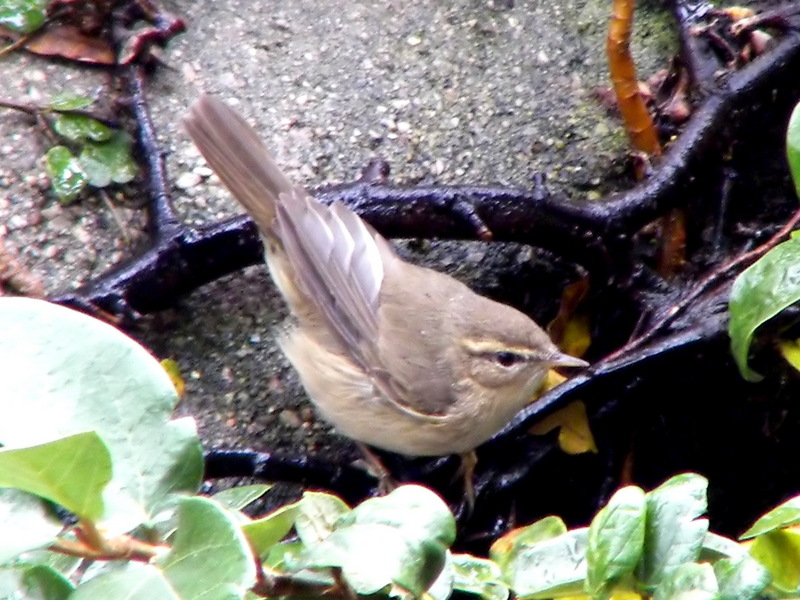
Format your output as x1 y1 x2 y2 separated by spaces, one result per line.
161 358 185 397
548 279 592 358
560 312 592 358
541 369 567 394
779 338 800 374
610 591 643 600
750 528 800 593
530 400 598 455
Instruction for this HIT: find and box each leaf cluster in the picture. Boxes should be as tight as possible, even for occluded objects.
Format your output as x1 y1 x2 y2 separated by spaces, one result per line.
43 94 137 204
0 298 482 600
491 472 800 600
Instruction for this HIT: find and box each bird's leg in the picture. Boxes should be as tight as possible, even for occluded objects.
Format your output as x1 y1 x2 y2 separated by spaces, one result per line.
356 442 397 494
456 450 478 513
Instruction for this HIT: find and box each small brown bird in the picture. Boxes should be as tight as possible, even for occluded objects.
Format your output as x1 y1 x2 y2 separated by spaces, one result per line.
185 95 587 499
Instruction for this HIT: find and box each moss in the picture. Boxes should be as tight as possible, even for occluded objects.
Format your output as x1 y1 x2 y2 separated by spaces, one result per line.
575 0 678 78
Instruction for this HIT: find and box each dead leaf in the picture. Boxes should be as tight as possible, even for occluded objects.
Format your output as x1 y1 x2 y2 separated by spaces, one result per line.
1 23 115 64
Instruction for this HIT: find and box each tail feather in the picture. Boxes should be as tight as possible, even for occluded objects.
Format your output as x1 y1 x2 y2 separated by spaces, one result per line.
184 95 295 233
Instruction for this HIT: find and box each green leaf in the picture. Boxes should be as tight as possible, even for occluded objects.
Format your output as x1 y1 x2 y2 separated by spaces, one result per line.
265 540 305 570
0 297 203 534
295 491 350 546
49 94 94 112
298 485 455 596
700 532 750 562
21 564 75 600
241 501 300 559
653 562 718 600
495 528 589 599
265 540 334 588
788 100 800 198
157 497 256 600
53 114 113 143
729 237 800 381
741 495 800 539
490 516 568 573
44 146 87 204
639 474 708 590
0 0 46 33
0 432 111 521
213 485 272 511
428 551 455 600
713 554 770 600
79 132 137 187
451 553 509 600
71 563 178 600
0 564 75 600
749 529 800 594
0 490 62 564
586 486 646 599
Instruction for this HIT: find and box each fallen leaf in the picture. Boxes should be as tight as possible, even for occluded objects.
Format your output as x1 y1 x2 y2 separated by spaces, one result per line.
530 400 598 455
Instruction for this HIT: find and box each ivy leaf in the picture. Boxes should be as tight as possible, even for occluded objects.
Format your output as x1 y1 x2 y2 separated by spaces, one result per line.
493 527 589 599
639 474 708 590
586 486 646 599
741 496 800 540
0 432 111 522
713 554 770 600
157 497 256 599
652 562 718 600
79 131 137 187
212 485 272 512
729 237 800 381
53 114 113 143
298 485 455 596
241 502 300 559
490 515 568 574
0 489 63 564
44 146 87 204
294 491 350 546
451 553 510 600
788 100 800 198
49 94 94 112
70 563 178 600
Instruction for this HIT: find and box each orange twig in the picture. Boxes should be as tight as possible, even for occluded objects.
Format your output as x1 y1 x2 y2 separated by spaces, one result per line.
607 0 662 156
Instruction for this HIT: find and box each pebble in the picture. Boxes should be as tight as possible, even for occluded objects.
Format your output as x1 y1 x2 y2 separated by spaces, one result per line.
278 409 302 428
6 214 27 230
72 225 91 245
175 171 202 190
193 166 214 178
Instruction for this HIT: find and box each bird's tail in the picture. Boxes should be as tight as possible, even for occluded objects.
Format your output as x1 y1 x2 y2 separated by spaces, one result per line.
184 94 295 234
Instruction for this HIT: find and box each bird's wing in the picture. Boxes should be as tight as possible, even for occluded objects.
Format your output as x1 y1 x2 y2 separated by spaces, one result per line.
278 193 450 421
276 192 383 355
187 95 447 421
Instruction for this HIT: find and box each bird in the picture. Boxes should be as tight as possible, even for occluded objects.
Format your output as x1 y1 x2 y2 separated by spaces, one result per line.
184 94 588 503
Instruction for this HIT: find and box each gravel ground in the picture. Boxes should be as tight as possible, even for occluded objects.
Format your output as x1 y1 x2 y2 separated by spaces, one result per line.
0 0 674 462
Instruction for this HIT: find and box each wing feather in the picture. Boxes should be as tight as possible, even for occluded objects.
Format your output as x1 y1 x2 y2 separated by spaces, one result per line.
186 94 448 421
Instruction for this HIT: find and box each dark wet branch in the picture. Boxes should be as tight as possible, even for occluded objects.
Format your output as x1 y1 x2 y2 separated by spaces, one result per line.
50 21 800 321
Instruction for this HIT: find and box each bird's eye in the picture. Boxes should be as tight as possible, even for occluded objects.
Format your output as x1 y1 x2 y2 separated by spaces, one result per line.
494 351 524 368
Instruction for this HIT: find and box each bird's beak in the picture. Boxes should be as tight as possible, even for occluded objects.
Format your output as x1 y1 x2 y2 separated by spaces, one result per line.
547 351 590 368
